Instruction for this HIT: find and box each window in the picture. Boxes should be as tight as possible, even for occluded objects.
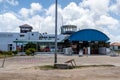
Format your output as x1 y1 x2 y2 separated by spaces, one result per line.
8 44 12 51
118 46 120 49
20 34 24 37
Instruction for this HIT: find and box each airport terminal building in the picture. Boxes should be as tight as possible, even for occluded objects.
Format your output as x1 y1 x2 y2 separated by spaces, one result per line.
0 24 68 52
0 24 110 55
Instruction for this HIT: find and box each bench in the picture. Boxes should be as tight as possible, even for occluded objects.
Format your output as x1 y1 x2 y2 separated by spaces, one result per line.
65 59 76 68
54 59 76 69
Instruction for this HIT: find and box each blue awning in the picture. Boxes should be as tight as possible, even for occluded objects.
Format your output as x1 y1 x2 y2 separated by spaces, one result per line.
69 29 110 41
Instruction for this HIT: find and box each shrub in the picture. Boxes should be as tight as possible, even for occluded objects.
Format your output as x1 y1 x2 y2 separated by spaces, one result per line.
25 49 32 55
0 50 3 55
12 51 18 55
29 48 36 53
25 48 36 56
24 42 36 50
3 51 13 55
0 51 14 58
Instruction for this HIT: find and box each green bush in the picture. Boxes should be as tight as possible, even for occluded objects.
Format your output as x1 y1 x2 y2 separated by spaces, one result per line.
25 48 36 56
25 49 32 55
24 42 36 50
12 51 18 55
30 48 36 53
3 51 13 55
0 51 14 58
0 50 3 55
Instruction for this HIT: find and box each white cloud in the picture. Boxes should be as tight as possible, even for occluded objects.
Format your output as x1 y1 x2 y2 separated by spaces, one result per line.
61 2 96 29
30 3 42 15
19 8 29 18
0 0 18 6
19 3 42 18
59 1 120 42
25 15 44 32
31 3 42 11
80 0 110 15
63 2 82 21
96 15 119 30
40 16 55 33
110 0 120 15
46 4 55 17
0 12 22 32
6 0 18 6
3 12 17 19
44 4 63 33
46 4 62 17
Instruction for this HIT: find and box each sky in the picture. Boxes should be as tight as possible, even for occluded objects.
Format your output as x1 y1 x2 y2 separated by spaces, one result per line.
0 0 120 42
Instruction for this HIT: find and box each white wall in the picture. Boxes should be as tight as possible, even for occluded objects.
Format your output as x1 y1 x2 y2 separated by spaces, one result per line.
0 31 67 51
0 32 19 51
28 32 39 40
99 47 106 55
110 46 120 50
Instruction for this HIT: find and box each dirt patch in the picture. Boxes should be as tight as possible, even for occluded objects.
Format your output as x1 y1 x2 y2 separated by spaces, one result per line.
0 54 120 80
0 67 120 80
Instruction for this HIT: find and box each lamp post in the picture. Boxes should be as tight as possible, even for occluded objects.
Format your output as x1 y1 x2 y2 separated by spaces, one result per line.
54 0 58 64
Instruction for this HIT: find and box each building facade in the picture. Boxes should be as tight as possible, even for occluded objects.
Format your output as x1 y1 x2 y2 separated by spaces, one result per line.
0 24 68 52
69 29 110 55
110 42 120 50
0 24 110 55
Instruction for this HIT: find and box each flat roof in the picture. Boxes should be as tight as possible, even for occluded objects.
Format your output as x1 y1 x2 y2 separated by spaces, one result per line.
14 40 62 43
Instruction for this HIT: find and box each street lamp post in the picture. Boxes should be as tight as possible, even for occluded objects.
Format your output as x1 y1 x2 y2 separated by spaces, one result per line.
54 0 58 64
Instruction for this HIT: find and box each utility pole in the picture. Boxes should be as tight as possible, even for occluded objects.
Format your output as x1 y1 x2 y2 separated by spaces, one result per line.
54 0 58 64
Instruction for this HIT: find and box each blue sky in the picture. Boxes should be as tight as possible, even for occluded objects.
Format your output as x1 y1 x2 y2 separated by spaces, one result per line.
0 0 120 42
0 0 82 13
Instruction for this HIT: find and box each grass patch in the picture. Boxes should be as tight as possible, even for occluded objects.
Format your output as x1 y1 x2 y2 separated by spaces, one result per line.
75 64 115 69
24 64 115 70
34 65 55 70
0 54 3 57
23 65 55 70
0 54 14 59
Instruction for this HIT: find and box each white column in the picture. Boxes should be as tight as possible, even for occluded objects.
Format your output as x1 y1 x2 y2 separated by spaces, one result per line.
88 47 90 55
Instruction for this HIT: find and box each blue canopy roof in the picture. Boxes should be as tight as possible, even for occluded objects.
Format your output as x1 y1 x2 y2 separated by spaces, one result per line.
69 29 110 41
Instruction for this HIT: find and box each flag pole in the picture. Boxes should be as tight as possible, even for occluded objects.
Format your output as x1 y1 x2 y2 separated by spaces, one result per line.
54 0 58 64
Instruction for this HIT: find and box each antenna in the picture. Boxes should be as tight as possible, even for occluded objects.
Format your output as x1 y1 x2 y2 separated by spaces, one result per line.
61 15 63 26
39 19 41 33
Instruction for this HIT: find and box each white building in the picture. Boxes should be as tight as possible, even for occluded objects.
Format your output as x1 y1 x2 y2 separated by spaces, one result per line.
0 24 111 55
0 32 18 51
110 42 120 50
0 24 68 52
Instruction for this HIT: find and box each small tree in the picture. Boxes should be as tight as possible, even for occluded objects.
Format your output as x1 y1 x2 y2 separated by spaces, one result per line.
12 50 18 56
24 42 36 51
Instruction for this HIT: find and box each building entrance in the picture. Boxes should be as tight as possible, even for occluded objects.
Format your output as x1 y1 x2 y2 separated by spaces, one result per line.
71 41 100 55
80 41 99 55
